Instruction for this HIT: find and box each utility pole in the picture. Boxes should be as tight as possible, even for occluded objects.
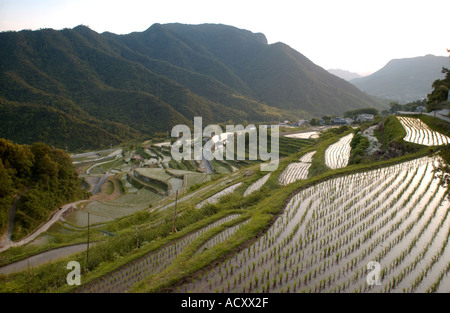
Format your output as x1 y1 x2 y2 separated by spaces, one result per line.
135 227 139 249
172 190 178 233
86 212 90 272
28 257 31 293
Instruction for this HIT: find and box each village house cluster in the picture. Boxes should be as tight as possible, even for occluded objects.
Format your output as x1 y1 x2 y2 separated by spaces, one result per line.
277 113 375 128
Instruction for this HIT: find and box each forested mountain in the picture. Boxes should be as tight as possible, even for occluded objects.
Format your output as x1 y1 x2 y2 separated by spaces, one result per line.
0 23 384 150
350 55 449 103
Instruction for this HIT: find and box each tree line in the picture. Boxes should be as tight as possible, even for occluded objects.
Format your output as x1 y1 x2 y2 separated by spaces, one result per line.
0 139 86 240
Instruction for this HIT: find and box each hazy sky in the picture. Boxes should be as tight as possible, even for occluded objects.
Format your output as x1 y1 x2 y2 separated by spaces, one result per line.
1 0 449 75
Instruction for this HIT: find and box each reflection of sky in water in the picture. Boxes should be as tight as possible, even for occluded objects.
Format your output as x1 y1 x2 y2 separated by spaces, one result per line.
284 131 319 139
210 128 257 155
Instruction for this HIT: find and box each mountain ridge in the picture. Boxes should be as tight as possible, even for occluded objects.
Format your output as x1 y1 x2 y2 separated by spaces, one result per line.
0 23 385 150
350 54 449 103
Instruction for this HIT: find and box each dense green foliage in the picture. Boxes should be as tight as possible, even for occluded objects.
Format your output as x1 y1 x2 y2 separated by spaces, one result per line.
348 132 370 164
0 24 384 150
0 139 86 239
427 67 450 106
344 108 379 118
389 99 428 113
0 99 141 151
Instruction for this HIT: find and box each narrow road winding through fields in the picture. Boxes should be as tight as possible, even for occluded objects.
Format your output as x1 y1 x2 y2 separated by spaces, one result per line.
0 243 89 275
0 201 85 253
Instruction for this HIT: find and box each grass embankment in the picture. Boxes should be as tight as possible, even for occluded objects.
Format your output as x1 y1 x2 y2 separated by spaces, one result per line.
382 116 407 146
104 181 114 195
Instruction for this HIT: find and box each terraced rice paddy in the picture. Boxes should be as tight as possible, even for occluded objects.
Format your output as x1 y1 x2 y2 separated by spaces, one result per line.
278 163 311 186
64 188 163 227
284 132 320 139
196 183 243 209
180 156 450 293
77 214 242 293
134 168 183 195
244 173 272 197
397 117 450 146
325 134 354 169
165 169 209 191
278 151 316 186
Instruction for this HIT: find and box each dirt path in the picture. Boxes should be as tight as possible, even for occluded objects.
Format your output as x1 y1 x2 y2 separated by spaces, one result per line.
0 200 86 253
423 110 450 123
362 125 381 155
0 243 91 275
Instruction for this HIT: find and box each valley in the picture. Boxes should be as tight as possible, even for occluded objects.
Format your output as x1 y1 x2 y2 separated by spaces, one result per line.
0 114 449 293
0 18 449 295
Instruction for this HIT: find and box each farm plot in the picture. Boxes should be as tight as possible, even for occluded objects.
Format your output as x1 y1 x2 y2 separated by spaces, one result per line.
77 214 242 293
325 134 354 169
63 188 163 227
135 168 172 184
180 156 450 293
284 132 320 140
158 168 209 192
134 168 182 196
398 116 450 146
183 173 210 191
278 163 311 186
195 183 243 209
244 173 272 197
278 151 316 186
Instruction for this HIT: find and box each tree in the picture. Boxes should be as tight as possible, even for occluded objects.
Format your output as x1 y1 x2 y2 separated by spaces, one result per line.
427 67 450 104
427 50 450 108
322 116 331 124
0 139 85 240
389 101 402 114
0 159 12 198
344 108 379 118
310 118 320 126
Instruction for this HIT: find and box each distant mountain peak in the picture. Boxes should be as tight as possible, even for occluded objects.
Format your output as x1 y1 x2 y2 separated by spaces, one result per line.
328 69 363 81
350 54 449 103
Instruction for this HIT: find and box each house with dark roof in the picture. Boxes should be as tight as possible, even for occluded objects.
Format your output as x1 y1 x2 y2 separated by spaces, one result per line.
331 117 349 125
356 114 374 122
